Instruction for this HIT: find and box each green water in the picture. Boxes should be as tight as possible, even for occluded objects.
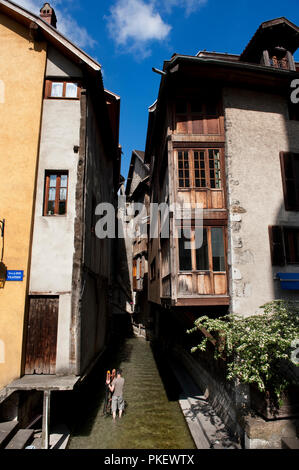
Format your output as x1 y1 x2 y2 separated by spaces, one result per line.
68 337 195 449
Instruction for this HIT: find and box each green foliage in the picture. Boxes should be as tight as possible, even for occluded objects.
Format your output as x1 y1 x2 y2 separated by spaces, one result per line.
187 301 299 399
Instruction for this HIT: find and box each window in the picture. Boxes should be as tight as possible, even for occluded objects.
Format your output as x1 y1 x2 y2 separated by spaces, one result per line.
44 171 68 216
177 149 222 189
45 80 81 99
150 258 156 281
179 229 192 271
179 226 226 272
280 152 299 211
178 151 190 188
285 228 299 264
175 99 220 134
269 226 299 265
269 49 289 70
133 259 137 291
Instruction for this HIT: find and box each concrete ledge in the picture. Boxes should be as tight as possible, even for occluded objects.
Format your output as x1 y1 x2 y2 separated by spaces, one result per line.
7 375 80 392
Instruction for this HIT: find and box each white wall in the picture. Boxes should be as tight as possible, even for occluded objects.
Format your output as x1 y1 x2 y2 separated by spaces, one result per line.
29 49 81 373
224 88 299 317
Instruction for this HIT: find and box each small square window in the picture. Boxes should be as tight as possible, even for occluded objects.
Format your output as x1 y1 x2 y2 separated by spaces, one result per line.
51 82 64 98
46 81 81 100
44 171 69 216
65 83 78 98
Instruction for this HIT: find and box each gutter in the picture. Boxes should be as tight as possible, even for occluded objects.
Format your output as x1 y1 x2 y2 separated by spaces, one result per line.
164 54 299 78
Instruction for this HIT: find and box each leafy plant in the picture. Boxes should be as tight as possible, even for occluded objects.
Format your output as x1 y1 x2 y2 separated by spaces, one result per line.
187 301 299 399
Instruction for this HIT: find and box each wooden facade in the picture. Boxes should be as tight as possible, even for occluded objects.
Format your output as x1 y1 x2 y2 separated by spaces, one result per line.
146 83 229 307
144 17 299 311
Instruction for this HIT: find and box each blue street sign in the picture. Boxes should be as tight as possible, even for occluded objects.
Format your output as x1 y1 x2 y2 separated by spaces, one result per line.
6 271 24 282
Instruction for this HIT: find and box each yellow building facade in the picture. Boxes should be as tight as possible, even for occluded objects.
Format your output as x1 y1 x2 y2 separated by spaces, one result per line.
0 12 47 390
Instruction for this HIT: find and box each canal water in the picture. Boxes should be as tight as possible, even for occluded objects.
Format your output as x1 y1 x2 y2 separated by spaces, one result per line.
67 336 195 449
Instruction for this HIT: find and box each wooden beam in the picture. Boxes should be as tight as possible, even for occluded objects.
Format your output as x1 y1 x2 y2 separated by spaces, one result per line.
176 296 230 307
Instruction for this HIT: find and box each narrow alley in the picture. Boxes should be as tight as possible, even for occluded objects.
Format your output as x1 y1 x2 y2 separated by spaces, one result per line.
67 336 196 449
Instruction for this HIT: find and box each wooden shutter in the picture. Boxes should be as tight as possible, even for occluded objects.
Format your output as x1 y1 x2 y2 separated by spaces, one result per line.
280 152 299 211
268 226 285 266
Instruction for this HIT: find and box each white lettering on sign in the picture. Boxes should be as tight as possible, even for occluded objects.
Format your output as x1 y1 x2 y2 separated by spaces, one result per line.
0 80 4 104
0 340 5 364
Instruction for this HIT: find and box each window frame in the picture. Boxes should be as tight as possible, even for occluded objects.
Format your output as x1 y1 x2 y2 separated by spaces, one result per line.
150 258 156 282
280 151 299 211
269 225 299 265
178 224 227 274
43 171 69 217
44 80 82 100
174 98 221 135
176 148 223 190
284 227 299 264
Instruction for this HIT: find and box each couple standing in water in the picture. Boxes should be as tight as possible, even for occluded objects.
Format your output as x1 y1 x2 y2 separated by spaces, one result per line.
105 368 125 420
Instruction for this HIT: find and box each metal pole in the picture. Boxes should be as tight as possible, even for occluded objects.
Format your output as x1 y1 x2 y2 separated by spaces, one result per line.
42 390 51 450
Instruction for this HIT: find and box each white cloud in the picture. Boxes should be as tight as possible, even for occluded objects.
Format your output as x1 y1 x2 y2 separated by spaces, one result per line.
161 0 207 16
106 0 171 58
14 0 96 49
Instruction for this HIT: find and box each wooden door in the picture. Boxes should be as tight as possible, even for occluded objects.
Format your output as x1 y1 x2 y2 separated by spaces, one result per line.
25 296 59 375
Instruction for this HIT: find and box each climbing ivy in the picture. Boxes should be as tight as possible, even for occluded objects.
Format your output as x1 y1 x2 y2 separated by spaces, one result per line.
187 300 299 399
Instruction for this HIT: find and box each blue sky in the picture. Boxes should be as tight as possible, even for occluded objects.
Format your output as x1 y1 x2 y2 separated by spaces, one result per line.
17 0 299 180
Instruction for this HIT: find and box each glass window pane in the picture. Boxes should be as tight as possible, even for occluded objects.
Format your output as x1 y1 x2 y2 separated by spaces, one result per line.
65 83 78 98
196 229 209 270
191 100 202 113
47 201 55 215
49 175 57 187
60 188 67 201
176 101 187 114
59 201 66 215
60 174 68 188
51 82 63 97
211 228 225 271
48 187 56 201
206 102 218 116
179 229 192 271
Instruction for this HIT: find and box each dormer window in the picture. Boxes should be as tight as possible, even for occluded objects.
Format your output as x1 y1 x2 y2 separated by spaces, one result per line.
240 18 298 72
269 47 289 70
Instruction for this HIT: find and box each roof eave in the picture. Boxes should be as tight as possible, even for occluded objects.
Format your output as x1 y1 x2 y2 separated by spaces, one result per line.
0 0 101 73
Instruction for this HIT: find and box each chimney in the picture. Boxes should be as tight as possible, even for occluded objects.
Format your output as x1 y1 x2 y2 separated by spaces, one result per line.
40 3 57 28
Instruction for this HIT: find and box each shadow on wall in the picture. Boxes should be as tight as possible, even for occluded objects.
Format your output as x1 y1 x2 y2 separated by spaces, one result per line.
111 209 132 315
271 91 299 302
